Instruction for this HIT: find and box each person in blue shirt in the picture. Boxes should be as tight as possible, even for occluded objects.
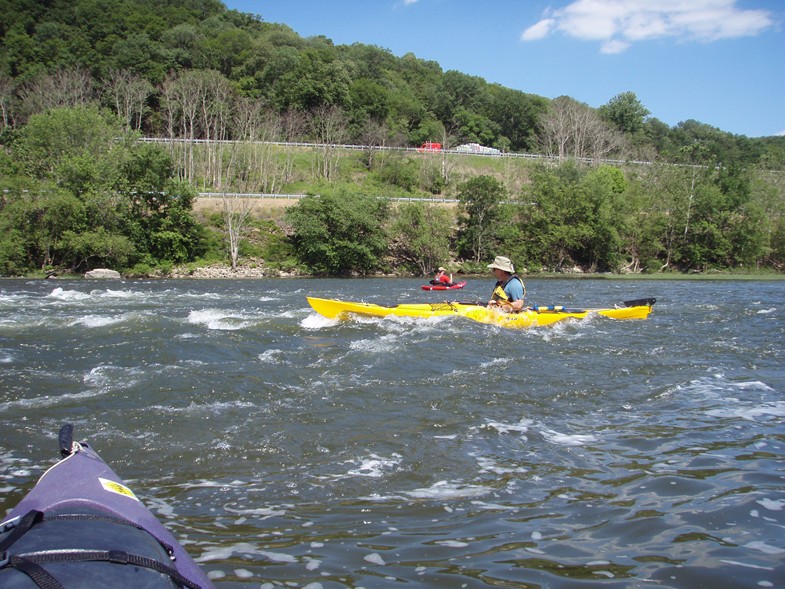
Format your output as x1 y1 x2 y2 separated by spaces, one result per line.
487 256 526 312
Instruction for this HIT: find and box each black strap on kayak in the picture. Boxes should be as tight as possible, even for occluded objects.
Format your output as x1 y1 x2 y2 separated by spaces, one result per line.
1 509 202 589
5 549 203 589
1 510 176 560
4 556 64 589
0 509 45 553
45 513 177 559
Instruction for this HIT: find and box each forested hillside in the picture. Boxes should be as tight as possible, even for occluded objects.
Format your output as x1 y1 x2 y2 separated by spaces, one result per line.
1 0 783 277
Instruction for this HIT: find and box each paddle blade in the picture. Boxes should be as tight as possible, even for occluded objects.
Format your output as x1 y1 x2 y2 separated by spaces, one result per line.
623 297 656 307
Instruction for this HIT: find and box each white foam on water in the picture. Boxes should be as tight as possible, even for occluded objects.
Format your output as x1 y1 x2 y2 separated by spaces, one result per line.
301 313 339 329
233 569 254 578
435 540 469 548
540 427 598 446
346 453 403 478
48 287 92 301
756 498 785 511
260 550 298 563
187 309 252 330
473 454 528 476
258 349 284 364
404 480 492 500
70 313 131 328
83 364 140 390
148 399 258 417
480 417 531 435
744 541 785 555
719 560 774 571
223 505 288 518
196 541 292 563
479 357 512 370
98 289 137 299
707 400 785 421
349 333 399 354
363 552 386 565
0 366 123 413
470 500 519 511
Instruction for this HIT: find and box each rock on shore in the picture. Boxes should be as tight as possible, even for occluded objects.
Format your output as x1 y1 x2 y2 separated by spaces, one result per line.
168 261 296 279
84 269 123 279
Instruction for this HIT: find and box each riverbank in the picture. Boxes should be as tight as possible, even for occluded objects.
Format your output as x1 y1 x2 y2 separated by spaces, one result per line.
10 262 784 281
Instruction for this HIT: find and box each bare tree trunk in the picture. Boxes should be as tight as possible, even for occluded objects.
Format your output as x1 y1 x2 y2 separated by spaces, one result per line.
104 69 153 130
221 191 254 271
310 105 347 181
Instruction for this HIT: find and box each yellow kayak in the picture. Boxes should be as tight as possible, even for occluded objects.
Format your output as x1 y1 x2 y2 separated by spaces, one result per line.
306 296 655 329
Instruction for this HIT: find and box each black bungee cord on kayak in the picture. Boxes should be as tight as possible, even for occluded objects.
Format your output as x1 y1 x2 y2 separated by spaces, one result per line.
0 424 211 589
0 509 204 589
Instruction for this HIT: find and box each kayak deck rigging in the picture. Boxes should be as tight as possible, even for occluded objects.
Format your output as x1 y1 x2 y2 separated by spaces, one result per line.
307 296 655 328
1 424 215 589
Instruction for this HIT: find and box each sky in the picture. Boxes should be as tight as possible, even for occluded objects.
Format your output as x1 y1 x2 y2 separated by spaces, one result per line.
222 0 784 138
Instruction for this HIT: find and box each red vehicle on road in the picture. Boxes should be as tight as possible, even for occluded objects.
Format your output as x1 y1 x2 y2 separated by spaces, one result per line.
418 142 442 152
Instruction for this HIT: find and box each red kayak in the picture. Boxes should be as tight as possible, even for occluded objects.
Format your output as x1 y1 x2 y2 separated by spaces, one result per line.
421 280 467 291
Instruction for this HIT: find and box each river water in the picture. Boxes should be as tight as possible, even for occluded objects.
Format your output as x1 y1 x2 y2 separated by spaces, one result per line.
1 277 783 588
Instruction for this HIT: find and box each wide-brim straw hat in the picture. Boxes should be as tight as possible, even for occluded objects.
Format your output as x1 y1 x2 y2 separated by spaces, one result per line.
487 256 515 273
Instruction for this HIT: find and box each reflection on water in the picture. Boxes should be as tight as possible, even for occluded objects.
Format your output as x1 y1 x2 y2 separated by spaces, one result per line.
1 277 784 588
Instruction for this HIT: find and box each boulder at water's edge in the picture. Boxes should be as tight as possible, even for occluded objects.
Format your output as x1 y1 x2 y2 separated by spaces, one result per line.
84 268 122 279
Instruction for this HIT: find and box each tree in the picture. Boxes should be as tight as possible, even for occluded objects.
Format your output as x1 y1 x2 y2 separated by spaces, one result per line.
104 69 154 130
14 106 123 183
286 190 389 275
309 104 348 181
3 106 203 274
456 175 506 262
599 91 650 136
517 163 593 271
579 165 629 271
221 192 254 271
538 96 625 160
389 202 452 275
17 67 96 123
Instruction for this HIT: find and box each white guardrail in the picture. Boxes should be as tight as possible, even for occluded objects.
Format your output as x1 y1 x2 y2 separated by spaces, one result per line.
198 192 459 203
139 137 657 167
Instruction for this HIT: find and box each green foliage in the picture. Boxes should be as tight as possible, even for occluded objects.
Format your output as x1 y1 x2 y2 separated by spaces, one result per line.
599 91 650 136
389 202 452 275
59 227 137 270
285 189 390 275
456 175 507 262
14 107 125 182
0 105 205 274
374 155 418 192
0 1 782 276
517 163 604 271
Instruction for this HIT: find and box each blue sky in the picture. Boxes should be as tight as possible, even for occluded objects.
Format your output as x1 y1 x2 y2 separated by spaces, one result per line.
222 0 784 138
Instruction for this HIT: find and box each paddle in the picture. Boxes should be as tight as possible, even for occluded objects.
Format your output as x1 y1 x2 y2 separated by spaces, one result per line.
623 297 656 307
450 297 656 313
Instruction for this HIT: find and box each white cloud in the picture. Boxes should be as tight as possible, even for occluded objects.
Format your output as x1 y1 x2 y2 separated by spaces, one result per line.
521 0 774 52
403 0 419 5
520 18 555 41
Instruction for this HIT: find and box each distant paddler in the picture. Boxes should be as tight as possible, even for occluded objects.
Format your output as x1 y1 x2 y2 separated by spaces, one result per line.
430 266 454 287
486 255 526 312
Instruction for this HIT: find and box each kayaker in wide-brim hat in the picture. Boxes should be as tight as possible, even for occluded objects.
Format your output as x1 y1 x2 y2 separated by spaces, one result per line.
487 255 526 312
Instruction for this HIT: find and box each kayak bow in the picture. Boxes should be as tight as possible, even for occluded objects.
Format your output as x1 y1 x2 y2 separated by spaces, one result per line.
0 424 216 589
307 296 655 328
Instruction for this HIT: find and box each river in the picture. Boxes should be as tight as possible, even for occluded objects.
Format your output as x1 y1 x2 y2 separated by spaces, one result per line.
1 277 783 588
